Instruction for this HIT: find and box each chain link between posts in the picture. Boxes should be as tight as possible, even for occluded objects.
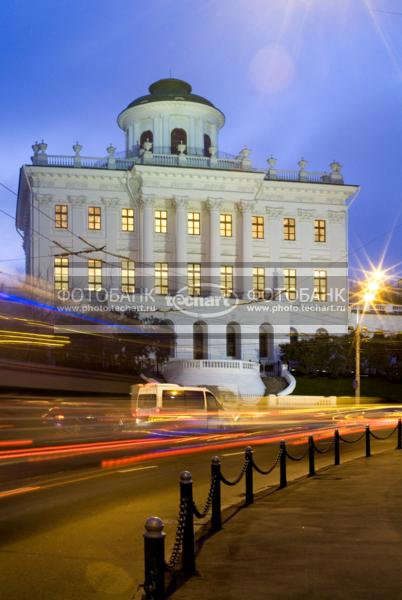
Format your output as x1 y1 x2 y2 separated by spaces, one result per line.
338 430 366 444
252 448 282 475
220 455 250 486
313 438 334 454
369 423 399 441
285 445 310 462
192 474 217 519
166 496 188 570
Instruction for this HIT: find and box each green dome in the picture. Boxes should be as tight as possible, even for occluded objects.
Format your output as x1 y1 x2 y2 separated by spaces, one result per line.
124 78 216 110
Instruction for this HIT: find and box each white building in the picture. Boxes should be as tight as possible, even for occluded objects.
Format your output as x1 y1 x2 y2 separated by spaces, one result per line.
16 78 359 396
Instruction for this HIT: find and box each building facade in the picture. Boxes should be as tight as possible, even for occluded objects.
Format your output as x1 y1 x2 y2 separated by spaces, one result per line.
16 78 359 390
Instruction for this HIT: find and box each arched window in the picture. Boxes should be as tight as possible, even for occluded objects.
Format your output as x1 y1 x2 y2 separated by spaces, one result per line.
227 322 241 359
140 130 153 148
203 134 212 157
316 328 329 337
259 323 274 359
171 128 187 155
193 321 208 360
290 327 298 344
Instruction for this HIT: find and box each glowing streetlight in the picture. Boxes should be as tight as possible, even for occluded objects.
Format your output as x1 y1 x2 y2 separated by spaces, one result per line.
354 269 387 402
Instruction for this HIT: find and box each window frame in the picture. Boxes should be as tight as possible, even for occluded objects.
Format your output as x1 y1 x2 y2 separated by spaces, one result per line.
220 265 234 298
121 208 135 232
88 258 102 291
187 263 201 296
252 215 264 240
252 267 265 300
314 269 327 302
154 209 168 234
154 262 169 295
55 204 68 229
121 259 135 293
314 219 327 243
283 269 297 301
54 256 69 291
88 206 101 231
283 217 296 241
187 211 200 235
220 213 233 237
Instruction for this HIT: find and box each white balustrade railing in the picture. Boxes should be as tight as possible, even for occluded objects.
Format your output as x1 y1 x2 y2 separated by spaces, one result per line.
165 359 260 371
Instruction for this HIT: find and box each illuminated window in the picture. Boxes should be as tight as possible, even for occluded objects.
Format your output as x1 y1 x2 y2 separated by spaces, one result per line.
121 260 135 293
187 263 201 296
252 267 265 299
220 265 233 297
252 216 264 239
155 262 169 295
88 259 102 291
121 208 134 232
54 257 69 291
220 214 232 237
314 219 326 243
283 269 297 301
88 206 101 230
188 212 200 235
314 270 327 302
55 205 68 229
155 210 167 233
283 218 296 241
140 130 153 148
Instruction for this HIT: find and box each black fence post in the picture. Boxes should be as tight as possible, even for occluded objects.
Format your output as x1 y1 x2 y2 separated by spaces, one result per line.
308 436 315 477
211 456 222 532
180 470 196 575
365 425 371 458
334 429 340 465
398 419 402 450
143 517 166 600
279 441 287 488
245 446 254 505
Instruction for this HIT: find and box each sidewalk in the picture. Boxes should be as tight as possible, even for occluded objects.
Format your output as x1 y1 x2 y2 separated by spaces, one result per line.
171 450 402 599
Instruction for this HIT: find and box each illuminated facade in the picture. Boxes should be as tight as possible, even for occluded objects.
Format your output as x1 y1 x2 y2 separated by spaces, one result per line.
16 79 359 394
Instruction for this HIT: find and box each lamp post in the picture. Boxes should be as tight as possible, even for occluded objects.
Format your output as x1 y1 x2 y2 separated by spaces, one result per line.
354 270 386 404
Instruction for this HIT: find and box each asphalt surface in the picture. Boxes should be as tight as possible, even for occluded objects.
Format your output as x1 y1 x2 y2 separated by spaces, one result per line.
0 397 401 599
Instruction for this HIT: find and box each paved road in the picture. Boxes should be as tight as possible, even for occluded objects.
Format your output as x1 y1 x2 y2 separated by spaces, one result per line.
0 399 401 599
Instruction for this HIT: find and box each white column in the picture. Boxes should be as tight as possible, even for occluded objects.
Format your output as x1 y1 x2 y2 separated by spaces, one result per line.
206 198 222 294
238 201 254 299
173 196 188 293
140 195 155 293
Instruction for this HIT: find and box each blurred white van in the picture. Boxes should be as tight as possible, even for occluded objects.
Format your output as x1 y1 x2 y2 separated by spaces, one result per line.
130 383 224 426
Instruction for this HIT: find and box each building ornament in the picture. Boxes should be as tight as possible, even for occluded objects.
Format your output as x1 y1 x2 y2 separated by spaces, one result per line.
34 193 54 205
172 196 189 209
327 210 345 223
265 207 283 218
139 194 156 208
237 200 255 213
67 195 87 205
205 198 223 211
101 197 121 207
297 208 316 221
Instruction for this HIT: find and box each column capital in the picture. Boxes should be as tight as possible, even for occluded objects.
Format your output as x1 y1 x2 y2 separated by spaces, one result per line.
139 194 156 208
297 208 315 222
172 195 189 209
237 200 255 213
205 197 223 211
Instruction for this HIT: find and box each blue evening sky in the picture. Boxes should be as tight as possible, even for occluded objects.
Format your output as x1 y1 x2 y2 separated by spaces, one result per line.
0 0 401 281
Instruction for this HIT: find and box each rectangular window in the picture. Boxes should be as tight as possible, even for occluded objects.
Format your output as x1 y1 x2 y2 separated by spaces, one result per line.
283 217 296 241
88 259 102 291
55 205 68 229
187 212 200 235
220 265 233 297
88 206 101 230
314 270 327 302
252 216 264 239
187 263 201 296
121 260 135 293
314 219 326 243
220 214 232 237
121 208 134 232
155 210 167 233
155 262 169 295
54 256 69 291
252 267 265 299
283 269 297 301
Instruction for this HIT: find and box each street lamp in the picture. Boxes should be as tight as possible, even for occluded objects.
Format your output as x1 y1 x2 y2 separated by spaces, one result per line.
354 269 386 403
